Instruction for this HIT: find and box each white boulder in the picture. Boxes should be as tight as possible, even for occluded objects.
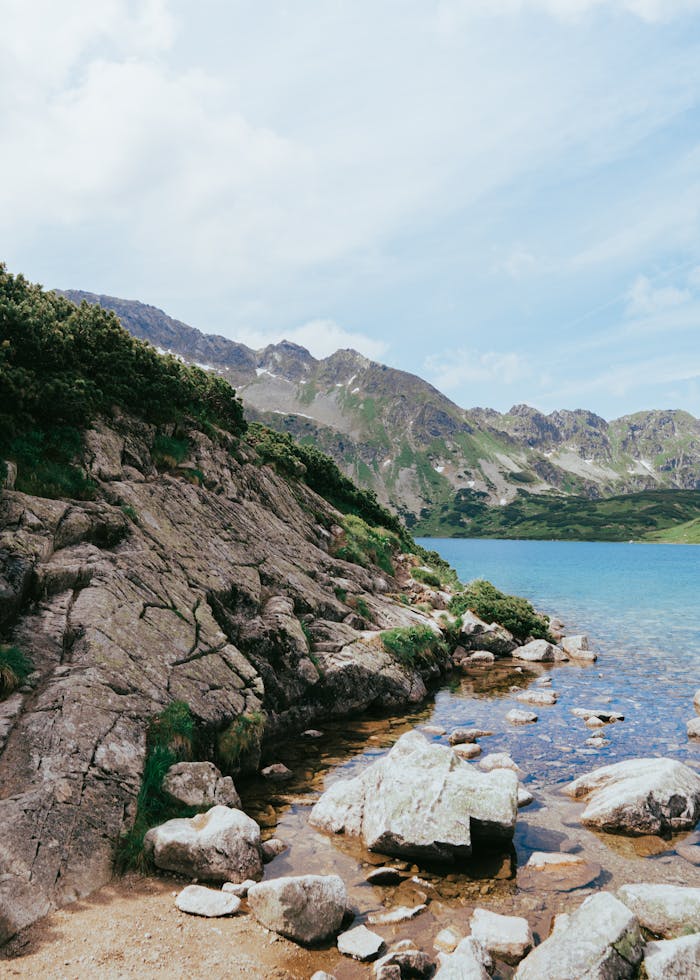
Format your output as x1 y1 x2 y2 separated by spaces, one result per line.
337 924 385 961
470 907 533 965
247 874 347 945
514 892 643 979
144 805 263 882
506 709 537 725
516 690 557 706
565 758 700 835
561 634 597 661
435 937 492 979
644 934 700 979
309 731 518 861
617 883 700 938
175 884 240 917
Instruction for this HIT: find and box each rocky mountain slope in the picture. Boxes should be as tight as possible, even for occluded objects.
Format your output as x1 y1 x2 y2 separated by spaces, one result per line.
1 269 463 941
58 291 700 534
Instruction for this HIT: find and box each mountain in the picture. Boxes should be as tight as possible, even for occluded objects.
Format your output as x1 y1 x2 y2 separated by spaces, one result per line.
58 290 700 535
1 267 458 939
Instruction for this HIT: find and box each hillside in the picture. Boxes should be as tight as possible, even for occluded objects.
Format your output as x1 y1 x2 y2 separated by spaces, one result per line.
58 290 700 538
0 267 464 939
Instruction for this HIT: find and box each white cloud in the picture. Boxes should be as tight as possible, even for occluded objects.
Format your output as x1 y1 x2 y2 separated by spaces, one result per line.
626 275 691 317
438 0 700 25
425 349 529 390
234 319 389 361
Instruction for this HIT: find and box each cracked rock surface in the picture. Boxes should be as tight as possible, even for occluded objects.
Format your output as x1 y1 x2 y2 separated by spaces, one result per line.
0 418 448 942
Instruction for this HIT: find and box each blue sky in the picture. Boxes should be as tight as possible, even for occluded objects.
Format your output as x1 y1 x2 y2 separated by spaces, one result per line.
3 0 700 418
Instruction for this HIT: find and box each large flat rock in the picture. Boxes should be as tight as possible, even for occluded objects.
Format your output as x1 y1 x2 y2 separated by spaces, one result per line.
617 883 700 938
309 730 518 861
564 758 700 835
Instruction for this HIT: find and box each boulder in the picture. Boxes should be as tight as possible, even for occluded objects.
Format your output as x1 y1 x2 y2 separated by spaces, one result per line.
175 884 240 917
517 786 534 807
643 934 700 979
561 634 597 661
309 731 518 861
564 758 700 835
478 752 522 773
687 717 700 739
247 874 347 945
468 651 495 665
453 743 481 759
460 611 518 656
513 892 643 979
434 927 463 953
161 761 240 809
695 690 700 711
617 883 700 938
337 924 385 961
572 708 624 723
435 937 491 979
261 762 293 782
374 948 435 977
506 709 537 725
261 837 287 862
470 907 533 965
513 639 567 662
143 805 263 882
222 878 255 897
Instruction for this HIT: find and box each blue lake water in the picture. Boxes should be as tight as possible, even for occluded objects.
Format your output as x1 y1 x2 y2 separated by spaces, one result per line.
418 537 700 780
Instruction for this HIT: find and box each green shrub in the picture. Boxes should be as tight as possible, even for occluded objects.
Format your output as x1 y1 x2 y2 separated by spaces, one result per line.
300 620 313 648
356 597 372 621
10 427 96 500
152 434 190 468
114 700 195 872
333 514 401 576
449 579 550 642
380 625 447 668
0 645 33 699
217 709 265 771
120 504 138 523
334 586 347 603
412 567 441 588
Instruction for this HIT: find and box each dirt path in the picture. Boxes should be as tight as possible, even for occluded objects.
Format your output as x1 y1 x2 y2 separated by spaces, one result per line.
0 874 360 980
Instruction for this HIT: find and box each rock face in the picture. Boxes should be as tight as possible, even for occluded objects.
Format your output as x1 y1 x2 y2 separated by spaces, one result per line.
513 639 567 662
247 874 347 945
514 892 644 979
309 730 518 861
0 418 452 941
617 883 700 938
643 934 700 979
162 762 240 809
565 758 700 835
143 806 263 883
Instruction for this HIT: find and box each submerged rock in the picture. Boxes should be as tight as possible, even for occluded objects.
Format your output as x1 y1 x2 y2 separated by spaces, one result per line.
516 690 557 706
448 727 492 745
617 883 700 938
144 805 263 882
513 892 643 979
247 874 347 945
565 758 700 835
162 762 240 809
309 731 518 861
506 708 538 725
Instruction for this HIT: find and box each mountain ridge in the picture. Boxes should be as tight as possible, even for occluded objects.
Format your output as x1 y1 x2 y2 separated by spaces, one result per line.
58 289 700 533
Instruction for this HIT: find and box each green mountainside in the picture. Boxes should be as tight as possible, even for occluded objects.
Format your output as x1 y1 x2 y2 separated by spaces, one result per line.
57 289 700 542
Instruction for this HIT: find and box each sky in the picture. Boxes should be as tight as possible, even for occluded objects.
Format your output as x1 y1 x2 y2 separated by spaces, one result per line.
2 0 700 419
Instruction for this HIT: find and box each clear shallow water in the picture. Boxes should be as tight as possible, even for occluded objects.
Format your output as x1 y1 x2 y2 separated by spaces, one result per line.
239 539 700 974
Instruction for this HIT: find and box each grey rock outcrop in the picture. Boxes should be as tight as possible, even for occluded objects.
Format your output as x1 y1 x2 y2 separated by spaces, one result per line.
513 639 567 662
459 611 517 656
565 758 700 835
309 730 518 860
0 418 452 941
144 805 263 882
617 883 700 938
247 874 347 945
162 761 240 809
513 892 643 979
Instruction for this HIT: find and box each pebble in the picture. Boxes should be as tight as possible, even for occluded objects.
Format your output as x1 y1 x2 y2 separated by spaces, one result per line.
260 763 293 781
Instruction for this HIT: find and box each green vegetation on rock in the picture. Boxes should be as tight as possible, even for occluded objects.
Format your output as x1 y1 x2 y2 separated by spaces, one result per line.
0 646 32 700
114 700 196 872
380 625 447 668
449 579 550 642
217 709 265 772
333 514 401 575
